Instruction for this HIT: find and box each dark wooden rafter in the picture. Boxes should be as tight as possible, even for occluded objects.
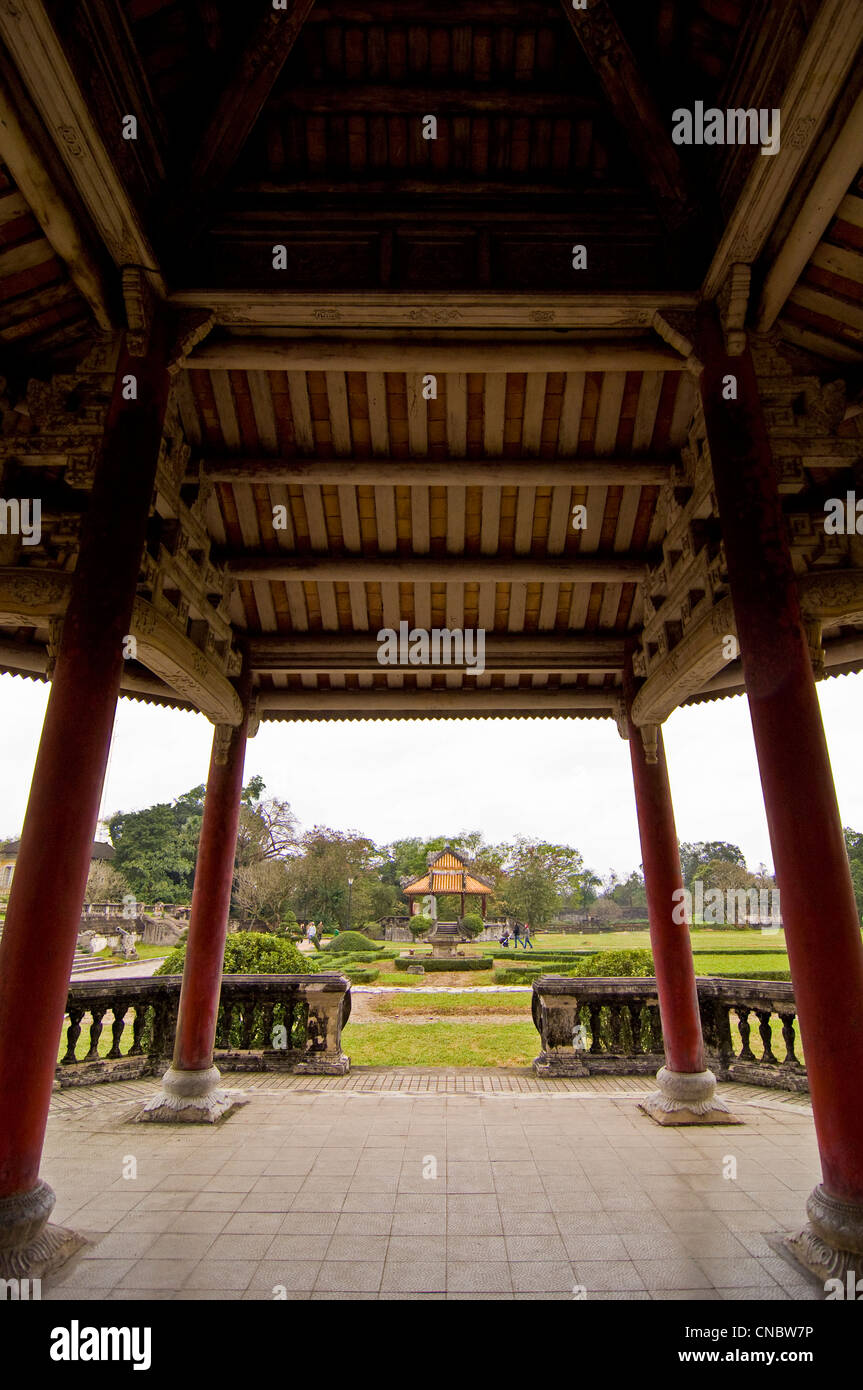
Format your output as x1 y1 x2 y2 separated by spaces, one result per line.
559 0 695 230
190 0 318 198
201 458 673 487
249 633 626 672
223 555 648 582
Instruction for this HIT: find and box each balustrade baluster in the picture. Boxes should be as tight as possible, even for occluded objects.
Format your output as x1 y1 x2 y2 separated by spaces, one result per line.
84 1007 105 1062
588 1003 602 1053
610 1003 623 1052
62 1008 83 1064
240 1000 256 1050
737 1008 755 1061
756 1008 776 1062
107 1003 126 1059
129 1004 146 1056
649 1006 664 1052
627 1002 644 1054
779 1010 800 1065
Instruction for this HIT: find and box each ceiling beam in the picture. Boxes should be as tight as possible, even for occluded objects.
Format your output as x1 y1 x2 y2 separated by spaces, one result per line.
0 67 115 331
202 457 674 487
257 688 618 717
186 338 686 373
558 0 694 230
249 632 625 673
756 85 863 331
224 555 647 583
272 85 600 116
190 0 318 198
0 0 163 278
704 0 863 299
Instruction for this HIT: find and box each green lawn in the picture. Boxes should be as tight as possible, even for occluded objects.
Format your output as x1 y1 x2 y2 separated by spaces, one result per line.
368 991 529 1017
342 1020 538 1067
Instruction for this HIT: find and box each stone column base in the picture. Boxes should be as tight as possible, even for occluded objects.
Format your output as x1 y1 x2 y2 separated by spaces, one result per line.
0 1180 88 1280
135 1065 248 1124
785 1184 863 1290
639 1066 742 1126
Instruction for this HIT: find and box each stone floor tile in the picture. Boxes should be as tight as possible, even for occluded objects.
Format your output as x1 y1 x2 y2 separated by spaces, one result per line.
182 1261 258 1292
446 1261 513 1293
314 1261 384 1293
381 1261 446 1293
117 1259 200 1290
386 1236 446 1260
570 1260 647 1293
510 1262 579 1293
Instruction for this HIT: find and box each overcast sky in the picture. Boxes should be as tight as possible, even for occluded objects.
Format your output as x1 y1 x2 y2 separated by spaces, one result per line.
1 671 861 878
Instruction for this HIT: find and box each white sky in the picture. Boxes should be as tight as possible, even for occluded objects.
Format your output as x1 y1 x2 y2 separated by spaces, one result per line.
1 670 861 878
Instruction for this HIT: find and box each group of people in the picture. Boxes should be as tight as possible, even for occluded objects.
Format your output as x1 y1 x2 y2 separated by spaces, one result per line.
498 921 533 949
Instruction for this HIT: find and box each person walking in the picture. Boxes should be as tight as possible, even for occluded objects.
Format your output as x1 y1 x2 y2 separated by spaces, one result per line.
513 921 521 947
521 922 534 950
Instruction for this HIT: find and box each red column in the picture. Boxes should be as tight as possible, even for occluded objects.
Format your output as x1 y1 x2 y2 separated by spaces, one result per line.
173 672 251 1074
700 310 863 1216
623 665 704 1076
0 334 170 1206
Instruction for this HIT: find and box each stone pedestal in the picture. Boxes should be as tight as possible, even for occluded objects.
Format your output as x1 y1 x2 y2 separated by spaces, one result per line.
0 1180 88 1279
639 1066 741 1126
786 1185 863 1286
135 1065 247 1124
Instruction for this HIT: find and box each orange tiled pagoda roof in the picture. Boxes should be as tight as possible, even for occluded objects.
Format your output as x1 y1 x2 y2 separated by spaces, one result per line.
403 849 494 897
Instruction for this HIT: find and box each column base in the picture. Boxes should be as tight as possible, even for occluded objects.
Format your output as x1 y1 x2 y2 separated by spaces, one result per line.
0 1180 88 1280
135 1065 248 1125
639 1066 742 1126
785 1184 863 1291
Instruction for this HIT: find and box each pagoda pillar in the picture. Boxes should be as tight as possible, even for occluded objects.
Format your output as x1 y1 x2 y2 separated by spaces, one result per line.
699 307 863 1282
624 663 735 1125
0 331 171 1278
139 670 251 1124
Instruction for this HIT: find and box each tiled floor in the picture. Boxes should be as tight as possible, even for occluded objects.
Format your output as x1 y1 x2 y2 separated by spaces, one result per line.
41 1072 822 1301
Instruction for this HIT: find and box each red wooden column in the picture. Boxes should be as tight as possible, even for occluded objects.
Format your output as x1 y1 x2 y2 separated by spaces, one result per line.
623 660 734 1125
139 669 251 1123
0 332 171 1278
700 308 863 1280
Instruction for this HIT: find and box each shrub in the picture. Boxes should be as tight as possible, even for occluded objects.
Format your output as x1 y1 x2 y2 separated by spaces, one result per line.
414 956 493 972
343 967 380 984
362 921 385 940
408 914 433 938
156 932 310 976
321 930 381 954
566 949 654 978
492 967 542 985
460 912 484 938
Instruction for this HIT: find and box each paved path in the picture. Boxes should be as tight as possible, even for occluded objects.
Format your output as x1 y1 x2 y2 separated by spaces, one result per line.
71 957 164 981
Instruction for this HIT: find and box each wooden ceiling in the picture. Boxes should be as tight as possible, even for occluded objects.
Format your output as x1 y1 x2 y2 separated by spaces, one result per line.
0 1 862 723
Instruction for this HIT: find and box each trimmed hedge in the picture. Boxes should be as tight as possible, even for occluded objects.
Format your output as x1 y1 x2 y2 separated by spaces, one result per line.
566 949 655 978
343 967 380 984
408 956 493 972
492 968 543 985
700 969 791 981
321 931 382 954
156 932 309 976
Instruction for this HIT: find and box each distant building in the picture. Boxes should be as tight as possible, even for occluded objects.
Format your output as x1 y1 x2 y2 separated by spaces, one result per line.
0 839 114 893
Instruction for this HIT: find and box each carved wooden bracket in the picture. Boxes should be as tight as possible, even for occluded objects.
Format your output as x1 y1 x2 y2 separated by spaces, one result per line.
652 310 703 375
167 310 217 376
639 724 659 764
122 267 162 357
717 263 751 356
212 724 233 765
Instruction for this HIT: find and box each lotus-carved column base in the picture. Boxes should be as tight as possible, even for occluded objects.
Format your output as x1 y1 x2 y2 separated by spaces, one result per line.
0 1180 88 1280
639 1066 741 1126
785 1185 863 1292
135 1065 247 1124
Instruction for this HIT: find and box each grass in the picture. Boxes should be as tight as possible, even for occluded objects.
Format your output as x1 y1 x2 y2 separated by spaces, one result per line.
532 929 787 953
342 1020 538 1067
93 942 171 962
367 992 529 1018
382 969 501 987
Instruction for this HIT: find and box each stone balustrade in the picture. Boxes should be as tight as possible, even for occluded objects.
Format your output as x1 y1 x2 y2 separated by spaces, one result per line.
532 975 806 1092
58 973 352 1085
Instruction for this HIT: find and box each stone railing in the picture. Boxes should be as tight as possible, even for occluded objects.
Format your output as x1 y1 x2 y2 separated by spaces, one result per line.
80 902 192 921
532 976 806 1093
58 973 352 1086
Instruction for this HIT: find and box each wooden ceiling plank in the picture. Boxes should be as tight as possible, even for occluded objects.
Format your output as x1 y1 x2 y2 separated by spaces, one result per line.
411 487 431 554
366 371 390 455
547 484 572 557
286 581 309 632
558 372 586 454
669 374 697 449
375 485 398 553
522 372 547 456
407 373 429 455
269 484 295 549
302 484 329 549
594 371 627 455
190 0 318 196
326 371 353 454
286 372 315 453
209 371 241 451
233 482 263 550
632 371 664 451
253 580 278 633
227 555 645 582
247 371 279 454
446 372 468 456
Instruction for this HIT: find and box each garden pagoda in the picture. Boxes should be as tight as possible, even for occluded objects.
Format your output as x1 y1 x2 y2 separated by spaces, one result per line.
403 848 494 919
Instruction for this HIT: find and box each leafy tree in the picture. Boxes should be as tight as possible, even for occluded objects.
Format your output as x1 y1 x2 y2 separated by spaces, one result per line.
702 859 753 892
611 869 647 909
678 841 746 888
285 826 379 927
106 786 207 902
844 829 863 922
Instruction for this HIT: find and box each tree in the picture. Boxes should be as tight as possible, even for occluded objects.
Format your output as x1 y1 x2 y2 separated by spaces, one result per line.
83 859 130 904
235 777 298 866
233 860 297 930
612 869 646 910
678 841 746 888
702 860 753 892
106 786 207 902
844 829 863 923
285 826 379 927
499 839 585 929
